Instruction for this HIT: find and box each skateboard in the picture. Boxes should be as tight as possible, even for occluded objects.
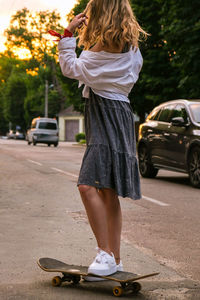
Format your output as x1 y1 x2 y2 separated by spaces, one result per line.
37 257 159 297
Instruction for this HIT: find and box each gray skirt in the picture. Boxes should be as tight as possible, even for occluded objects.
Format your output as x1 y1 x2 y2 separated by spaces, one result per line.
77 89 141 200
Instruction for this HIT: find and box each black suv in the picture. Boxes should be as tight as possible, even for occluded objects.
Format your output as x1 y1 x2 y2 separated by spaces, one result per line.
138 99 200 188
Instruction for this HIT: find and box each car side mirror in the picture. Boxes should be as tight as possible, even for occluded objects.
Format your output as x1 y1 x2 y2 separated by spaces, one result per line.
171 117 188 127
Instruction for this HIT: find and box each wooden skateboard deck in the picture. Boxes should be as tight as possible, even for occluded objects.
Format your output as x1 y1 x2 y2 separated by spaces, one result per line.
37 257 159 297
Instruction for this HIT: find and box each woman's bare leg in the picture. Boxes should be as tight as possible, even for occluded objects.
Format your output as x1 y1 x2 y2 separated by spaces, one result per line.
98 189 122 264
78 185 122 263
78 185 111 254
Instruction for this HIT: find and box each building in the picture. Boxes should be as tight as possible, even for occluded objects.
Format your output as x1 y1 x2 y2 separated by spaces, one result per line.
58 106 84 142
58 105 140 142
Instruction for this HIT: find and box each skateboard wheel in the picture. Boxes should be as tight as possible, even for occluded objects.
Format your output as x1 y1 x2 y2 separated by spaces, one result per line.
131 282 141 293
113 286 123 297
52 276 62 287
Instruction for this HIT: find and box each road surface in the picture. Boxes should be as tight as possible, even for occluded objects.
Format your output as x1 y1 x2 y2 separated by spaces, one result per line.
0 139 199 299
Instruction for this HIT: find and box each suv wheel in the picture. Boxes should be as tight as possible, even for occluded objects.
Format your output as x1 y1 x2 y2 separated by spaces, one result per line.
188 146 200 188
54 143 58 147
138 145 158 178
33 139 37 146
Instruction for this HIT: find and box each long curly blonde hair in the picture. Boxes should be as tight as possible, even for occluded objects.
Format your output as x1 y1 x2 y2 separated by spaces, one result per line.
78 0 147 50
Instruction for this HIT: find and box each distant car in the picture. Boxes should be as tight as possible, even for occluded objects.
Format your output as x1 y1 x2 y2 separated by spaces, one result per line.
15 130 25 140
27 117 59 147
138 99 200 188
7 130 16 139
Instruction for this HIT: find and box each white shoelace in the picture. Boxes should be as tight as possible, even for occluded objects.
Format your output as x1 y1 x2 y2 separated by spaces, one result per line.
94 247 113 264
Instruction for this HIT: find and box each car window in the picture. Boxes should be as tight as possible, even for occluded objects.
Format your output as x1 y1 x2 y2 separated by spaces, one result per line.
189 103 200 123
170 105 188 123
146 108 160 121
152 109 161 120
157 105 175 122
38 122 57 130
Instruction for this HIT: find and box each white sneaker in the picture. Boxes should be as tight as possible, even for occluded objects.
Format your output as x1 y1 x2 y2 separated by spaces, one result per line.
84 261 123 281
84 248 117 281
117 261 123 271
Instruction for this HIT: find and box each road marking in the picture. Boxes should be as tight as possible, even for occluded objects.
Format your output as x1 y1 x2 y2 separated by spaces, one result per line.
27 159 42 166
51 167 78 178
26 162 169 205
142 195 170 206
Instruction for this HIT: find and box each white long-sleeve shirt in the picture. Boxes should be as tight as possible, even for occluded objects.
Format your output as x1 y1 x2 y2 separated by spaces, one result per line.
58 37 143 103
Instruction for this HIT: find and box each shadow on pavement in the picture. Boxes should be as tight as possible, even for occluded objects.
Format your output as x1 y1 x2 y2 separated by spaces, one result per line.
152 175 191 187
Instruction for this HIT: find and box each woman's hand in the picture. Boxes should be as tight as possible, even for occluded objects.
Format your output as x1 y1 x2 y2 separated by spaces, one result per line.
67 13 88 33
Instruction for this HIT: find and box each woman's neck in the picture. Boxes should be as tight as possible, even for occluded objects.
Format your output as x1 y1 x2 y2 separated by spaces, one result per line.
89 41 123 53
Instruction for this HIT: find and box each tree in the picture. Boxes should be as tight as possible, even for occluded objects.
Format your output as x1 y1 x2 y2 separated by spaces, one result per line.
24 65 62 127
4 8 63 62
4 70 27 130
68 0 88 19
160 0 200 99
0 8 71 133
0 89 8 135
0 54 25 133
70 0 178 120
1 1 198 135
63 1 89 113
0 48 65 133
129 0 181 121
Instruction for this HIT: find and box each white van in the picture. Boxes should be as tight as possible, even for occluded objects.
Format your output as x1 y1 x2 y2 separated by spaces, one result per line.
27 117 59 147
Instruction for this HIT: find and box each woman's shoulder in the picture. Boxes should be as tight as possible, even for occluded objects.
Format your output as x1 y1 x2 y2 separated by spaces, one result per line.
132 47 143 59
79 42 142 62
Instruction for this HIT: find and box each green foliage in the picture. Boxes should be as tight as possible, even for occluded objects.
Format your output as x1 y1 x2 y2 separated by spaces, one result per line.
67 0 88 20
5 8 63 62
0 90 8 135
129 0 180 121
0 9 68 133
70 0 200 121
75 132 86 142
160 0 200 99
56 67 84 113
0 52 64 132
69 0 180 121
3 69 27 130
0 55 26 133
0 1 199 134
79 139 86 144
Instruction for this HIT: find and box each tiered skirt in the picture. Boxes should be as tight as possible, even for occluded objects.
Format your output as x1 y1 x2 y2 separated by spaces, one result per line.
77 90 141 200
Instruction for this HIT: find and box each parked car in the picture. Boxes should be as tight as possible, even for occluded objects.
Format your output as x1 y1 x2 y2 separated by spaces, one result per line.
27 117 59 147
7 130 16 139
138 99 200 188
15 130 25 140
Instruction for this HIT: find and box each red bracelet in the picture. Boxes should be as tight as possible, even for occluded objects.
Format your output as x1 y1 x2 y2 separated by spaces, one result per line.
48 29 73 41
63 29 73 38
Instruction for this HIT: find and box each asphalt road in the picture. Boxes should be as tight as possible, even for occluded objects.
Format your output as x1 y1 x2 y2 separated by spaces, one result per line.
0 139 199 299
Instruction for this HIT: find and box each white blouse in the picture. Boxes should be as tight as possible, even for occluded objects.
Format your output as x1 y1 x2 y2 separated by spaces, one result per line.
58 37 143 103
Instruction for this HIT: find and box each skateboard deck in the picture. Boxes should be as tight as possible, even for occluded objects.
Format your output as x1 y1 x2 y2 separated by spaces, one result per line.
37 257 159 297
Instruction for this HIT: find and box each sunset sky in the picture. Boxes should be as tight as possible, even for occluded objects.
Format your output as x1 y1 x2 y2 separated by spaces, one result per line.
0 0 78 52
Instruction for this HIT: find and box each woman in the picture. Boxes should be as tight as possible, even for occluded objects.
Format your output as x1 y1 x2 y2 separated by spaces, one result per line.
52 0 147 279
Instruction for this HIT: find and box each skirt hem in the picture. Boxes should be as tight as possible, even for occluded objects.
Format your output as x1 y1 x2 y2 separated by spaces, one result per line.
77 182 141 200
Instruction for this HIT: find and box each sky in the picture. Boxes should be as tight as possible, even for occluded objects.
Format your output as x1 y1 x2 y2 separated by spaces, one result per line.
0 0 78 52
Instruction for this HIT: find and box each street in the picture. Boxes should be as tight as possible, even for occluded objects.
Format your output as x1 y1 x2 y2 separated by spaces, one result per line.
0 139 199 299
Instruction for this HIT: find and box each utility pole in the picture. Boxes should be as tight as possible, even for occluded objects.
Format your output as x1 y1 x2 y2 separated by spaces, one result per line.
45 80 48 118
